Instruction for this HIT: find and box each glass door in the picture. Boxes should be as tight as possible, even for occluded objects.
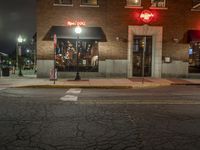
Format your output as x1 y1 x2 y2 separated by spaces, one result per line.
132 36 152 77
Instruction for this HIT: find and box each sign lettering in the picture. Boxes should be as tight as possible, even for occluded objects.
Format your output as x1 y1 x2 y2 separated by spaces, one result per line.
66 21 86 26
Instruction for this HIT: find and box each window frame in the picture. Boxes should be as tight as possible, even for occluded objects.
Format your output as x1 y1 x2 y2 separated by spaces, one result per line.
125 0 143 9
126 0 141 7
53 0 73 7
80 0 99 7
150 0 167 9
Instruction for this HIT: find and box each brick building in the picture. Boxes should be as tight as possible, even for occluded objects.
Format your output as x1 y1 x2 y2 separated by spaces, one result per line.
36 0 200 78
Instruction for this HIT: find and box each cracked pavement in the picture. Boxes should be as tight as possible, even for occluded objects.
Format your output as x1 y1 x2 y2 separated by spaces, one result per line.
0 87 200 149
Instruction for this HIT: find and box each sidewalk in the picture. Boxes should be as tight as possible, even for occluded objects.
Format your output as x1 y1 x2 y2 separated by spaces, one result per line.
0 69 200 88
1 74 200 89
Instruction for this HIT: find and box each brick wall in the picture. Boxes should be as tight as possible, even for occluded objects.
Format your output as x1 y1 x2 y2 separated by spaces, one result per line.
37 0 200 61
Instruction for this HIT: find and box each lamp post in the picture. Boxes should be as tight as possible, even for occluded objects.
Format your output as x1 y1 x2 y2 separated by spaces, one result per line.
74 26 82 80
17 35 26 76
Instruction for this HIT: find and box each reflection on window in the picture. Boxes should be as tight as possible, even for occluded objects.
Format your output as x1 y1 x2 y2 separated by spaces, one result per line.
189 42 200 73
127 0 141 6
81 0 98 5
133 37 144 52
132 36 152 77
55 39 99 72
151 0 166 8
54 0 72 5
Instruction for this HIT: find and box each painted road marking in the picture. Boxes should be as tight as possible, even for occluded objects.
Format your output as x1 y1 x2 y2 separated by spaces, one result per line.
0 88 6 91
74 99 200 105
66 88 82 94
60 88 82 102
60 95 78 101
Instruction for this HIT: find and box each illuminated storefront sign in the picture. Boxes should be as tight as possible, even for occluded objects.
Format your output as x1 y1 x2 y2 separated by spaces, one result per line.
66 21 86 26
140 10 154 23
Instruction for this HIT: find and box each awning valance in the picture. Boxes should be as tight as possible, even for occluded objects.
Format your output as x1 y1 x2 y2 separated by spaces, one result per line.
44 26 106 42
187 30 200 43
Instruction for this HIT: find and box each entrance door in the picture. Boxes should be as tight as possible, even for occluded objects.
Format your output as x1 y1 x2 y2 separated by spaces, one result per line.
132 36 152 77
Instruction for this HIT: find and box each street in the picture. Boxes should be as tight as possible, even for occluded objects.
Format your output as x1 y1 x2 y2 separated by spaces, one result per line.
0 86 200 150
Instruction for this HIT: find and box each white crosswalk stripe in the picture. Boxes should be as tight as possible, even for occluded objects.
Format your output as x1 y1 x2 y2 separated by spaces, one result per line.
0 88 5 91
60 88 82 102
66 88 82 94
60 95 78 101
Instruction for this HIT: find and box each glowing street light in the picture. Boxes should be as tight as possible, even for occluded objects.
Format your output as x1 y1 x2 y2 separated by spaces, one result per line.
75 26 82 34
18 35 26 43
17 35 26 76
74 26 82 80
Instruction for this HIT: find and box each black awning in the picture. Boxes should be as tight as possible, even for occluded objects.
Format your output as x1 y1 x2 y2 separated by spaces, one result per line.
187 30 200 43
44 26 106 42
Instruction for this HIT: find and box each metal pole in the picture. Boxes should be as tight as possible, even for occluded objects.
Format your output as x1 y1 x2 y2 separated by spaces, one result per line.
75 35 81 80
53 34 57 84
34 43 37 73
142 37 146 84
18 45 23 76
16 43 18 69
0 56 2 77
54 46 56 84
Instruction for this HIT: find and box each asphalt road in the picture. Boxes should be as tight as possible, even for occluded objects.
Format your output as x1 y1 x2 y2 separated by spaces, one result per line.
0 86 200 150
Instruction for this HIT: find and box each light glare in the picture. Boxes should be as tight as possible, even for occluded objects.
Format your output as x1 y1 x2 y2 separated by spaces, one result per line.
75 26 82 34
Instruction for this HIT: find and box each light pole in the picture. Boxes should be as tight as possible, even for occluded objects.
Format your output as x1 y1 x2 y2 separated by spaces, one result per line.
17 35 26 76
26 49 31 66
74 26 82 81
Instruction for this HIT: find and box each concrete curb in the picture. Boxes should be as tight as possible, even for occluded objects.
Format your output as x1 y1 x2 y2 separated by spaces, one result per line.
14 85 134 89
12 83 171 89
171 83 200 85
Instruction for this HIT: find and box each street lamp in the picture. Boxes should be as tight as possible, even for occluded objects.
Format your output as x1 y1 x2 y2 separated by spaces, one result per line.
17 35 26 76
74 26 82 80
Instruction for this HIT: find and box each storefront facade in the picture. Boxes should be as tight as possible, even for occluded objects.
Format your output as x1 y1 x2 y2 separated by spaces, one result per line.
36 0 200 78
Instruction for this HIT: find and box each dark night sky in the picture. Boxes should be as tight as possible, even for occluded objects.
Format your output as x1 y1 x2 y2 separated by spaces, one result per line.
0 0 36 54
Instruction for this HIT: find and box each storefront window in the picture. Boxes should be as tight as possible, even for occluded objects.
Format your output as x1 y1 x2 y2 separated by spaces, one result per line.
189 42 200 73
127 0 141 6
54 0 72 5
81 0 98 5
151 0 166 8
55 39 99 72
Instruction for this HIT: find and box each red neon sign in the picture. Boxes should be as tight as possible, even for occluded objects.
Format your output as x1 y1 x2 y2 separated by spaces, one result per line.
140 10 154 23
66 21 86 26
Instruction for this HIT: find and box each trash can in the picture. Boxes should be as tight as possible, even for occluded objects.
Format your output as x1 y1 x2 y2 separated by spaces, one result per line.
2 67 10 76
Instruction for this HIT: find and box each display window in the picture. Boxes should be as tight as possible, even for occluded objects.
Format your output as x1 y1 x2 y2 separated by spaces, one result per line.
55 39 99 72
189 42 200 73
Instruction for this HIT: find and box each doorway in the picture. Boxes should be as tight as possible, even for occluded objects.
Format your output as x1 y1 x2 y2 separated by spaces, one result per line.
128 25 163 78
132 36 152 77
